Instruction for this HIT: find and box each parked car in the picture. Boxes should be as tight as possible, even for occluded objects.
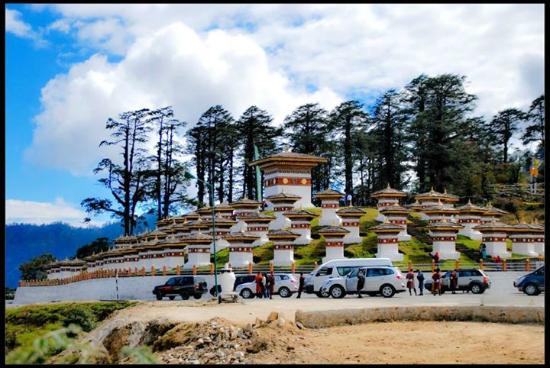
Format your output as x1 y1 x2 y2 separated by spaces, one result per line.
320 266 406 298
424 269 490 294
153 276 208 300
304 258 393 297
514 266 545 296
209 274 257 296
236 273 298 298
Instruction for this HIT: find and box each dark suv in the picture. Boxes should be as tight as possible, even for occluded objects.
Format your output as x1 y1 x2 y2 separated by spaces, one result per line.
153 276 208 300
424 269 490 294
514 266 545 296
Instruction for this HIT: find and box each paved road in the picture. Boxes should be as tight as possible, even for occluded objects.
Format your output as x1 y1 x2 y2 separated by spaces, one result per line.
6 272 544 325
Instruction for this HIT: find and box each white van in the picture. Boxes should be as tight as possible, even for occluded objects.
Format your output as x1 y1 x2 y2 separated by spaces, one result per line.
304 258 393 297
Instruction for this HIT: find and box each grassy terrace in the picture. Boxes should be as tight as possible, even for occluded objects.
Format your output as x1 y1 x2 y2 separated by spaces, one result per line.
5 301 136 364
207 206 539 269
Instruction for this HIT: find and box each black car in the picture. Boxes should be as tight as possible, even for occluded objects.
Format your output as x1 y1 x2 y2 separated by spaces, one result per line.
153 276 208 300
514 266 545 296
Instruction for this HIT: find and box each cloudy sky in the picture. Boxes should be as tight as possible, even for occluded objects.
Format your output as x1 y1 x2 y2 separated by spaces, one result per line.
5 4 544 227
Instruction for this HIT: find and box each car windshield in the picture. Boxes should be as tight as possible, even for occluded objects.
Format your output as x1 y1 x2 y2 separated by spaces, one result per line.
165 278 178 286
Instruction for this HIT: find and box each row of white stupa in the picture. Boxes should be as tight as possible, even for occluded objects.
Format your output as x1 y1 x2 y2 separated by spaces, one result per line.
45 186 544 280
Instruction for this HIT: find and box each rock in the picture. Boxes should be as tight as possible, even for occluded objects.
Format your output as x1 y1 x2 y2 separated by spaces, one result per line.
286 346 295 351
295 322 304 329
267 312 279 322
276 318 286 327
235 351 245 359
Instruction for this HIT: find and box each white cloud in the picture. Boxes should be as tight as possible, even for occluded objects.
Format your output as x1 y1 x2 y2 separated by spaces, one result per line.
5 198 107 227
24 22 342 174
23 4 544 174
5 8 46 46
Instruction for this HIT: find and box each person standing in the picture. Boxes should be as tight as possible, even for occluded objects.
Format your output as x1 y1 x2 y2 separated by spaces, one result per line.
255 272 263 299
416 269 425 295
432 268 442 296
480 243 487 260
297 272 305 298
450 269 458 294
267 272 275 300
406 269 417 296
433 251 440 267
494 255 502 271
262 273 268 298
356 269 366 298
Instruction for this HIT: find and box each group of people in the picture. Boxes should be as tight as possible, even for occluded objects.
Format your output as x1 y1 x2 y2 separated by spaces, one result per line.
253 271 306 299
254 272 275 299
405 268 461 296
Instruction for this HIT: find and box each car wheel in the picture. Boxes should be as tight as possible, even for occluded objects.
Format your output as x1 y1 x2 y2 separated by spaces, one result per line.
330 285 346 299
279 287 291 298
380 284 396 298
316 291 329 298
181 293 190 300
155 293 162 301
470 283 483 294
240 288 253 299
193 293 202 300
524 283 540 296
168 295 175 300
367 292 378 297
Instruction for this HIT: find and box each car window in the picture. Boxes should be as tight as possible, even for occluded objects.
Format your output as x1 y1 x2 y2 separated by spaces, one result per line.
179 277 193 285
317 267 333 276
383 268 394 275
337 266 358 276
535 267 544 276
166 278 178 286
459 271 470 277
278 275 289 280
471 270 482 276
348 268 359 277
367 268 385 277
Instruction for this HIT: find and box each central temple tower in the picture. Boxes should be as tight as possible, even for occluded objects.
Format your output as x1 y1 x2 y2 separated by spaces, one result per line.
250 151 327 208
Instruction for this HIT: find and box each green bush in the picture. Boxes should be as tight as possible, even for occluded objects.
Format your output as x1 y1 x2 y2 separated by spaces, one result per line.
62 308 96 332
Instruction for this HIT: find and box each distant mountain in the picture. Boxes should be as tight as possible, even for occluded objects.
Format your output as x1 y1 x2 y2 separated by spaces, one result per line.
5 214 157 288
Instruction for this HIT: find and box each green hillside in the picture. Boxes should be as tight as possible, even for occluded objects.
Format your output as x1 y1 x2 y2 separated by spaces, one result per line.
211 206 542 268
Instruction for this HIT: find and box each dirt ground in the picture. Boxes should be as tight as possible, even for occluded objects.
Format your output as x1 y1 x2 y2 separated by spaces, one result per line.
247 321 544 364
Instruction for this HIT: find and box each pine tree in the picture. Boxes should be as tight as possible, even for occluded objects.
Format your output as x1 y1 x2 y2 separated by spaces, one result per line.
490 108 527 163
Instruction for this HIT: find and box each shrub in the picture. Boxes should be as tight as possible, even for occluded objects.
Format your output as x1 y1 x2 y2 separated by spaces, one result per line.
62 308 96 332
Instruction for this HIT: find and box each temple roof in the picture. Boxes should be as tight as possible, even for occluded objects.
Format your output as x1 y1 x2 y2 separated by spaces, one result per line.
214 201 235 211
249 151 327 168
283 209 317 219
224 233 261 242
315 188 344 199
482 205 509 216
336 207 366 216
317 226 350 235
231 197 262 208
415 187 448 200
421 204 459 214
268 229 301 239
370 222 404 233
379 205 410 214
508 223 545 234
237 213 276 222
473 221 513 232
371 184 407 198
427 221 464 231
265 192 301 202
456 199 486 214
45 258 87 268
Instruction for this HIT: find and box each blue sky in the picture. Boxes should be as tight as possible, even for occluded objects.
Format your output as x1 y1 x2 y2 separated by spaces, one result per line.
5 4 544 227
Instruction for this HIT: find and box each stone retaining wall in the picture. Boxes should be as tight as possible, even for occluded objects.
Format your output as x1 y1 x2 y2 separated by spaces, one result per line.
295 306 545 328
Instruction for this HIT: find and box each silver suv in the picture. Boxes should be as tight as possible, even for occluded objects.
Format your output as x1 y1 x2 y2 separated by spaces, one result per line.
320 266 406 298
236 273 298 298
424 269 491 294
